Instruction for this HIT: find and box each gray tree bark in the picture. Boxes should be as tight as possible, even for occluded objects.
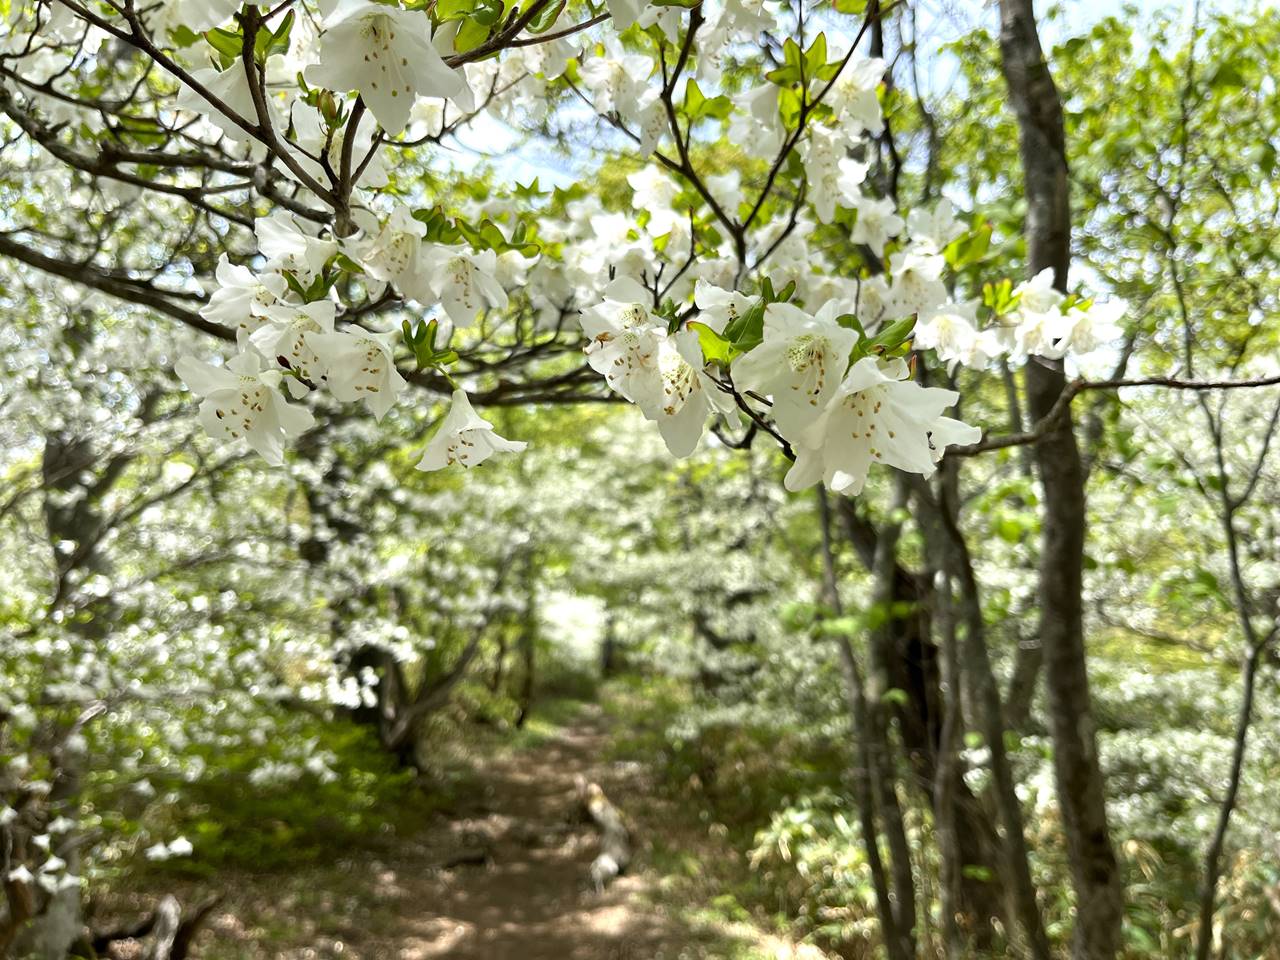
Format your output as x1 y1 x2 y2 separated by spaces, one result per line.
996 2 1124 957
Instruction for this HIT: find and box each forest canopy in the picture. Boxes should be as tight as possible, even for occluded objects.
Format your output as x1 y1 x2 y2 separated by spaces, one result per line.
2 0 1280 958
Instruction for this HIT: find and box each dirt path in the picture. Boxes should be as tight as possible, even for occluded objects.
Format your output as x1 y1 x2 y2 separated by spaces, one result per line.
387 707 681 960
109 705 824 960
331 705 820 960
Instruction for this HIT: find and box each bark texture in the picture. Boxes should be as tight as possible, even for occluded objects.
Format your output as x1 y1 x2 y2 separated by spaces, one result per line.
996 2 1124 957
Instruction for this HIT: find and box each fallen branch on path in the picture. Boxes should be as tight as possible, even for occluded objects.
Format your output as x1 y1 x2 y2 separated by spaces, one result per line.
88 893 222 960
576 776 631 893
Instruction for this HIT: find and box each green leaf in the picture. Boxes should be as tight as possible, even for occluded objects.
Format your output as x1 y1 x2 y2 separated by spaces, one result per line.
723 300 765 354
169 25 201 47
688 321 738 367
1209 61 1245 91
868 315 916 353
835 313 865 338
982 278 1020 316
882 687 909 707
803 32 828 79
943 222 992 269
205 26 242 61
529 0 566 32
454 16 492 53
766 38 804 87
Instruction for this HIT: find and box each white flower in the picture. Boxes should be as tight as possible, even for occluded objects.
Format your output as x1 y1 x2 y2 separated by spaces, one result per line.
580 278 664 408
306 330 407 421
629 167 682 236
306 1 465 136
256 212 338 283
421 244 508 326
415 388 526 471
907 199 965 253
7 865 34 885
201 255 288 344
248 300 337 397
167 837 194 857
149 0 240 34
288 102 389 191
826 55 885 136
717 0 775 38
1013 307 1073 358
39 855 66 874
707 170 743 215
916 301 998 370
729 84 784 160
888 249 947 317
145 843 172 862
692 280 754 335
175 66 266 143
804 127 867 224
731 301 859 439
1058 297 1125 355
360 204 430 302
644 330 732 458
176 352 315 465
785 357 980 496
850 196 904 257
579 43 655 118
607 0 650 30
1014 267 1064 313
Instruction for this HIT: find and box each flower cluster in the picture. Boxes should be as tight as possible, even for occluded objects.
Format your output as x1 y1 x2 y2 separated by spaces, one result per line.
52 0 1122 493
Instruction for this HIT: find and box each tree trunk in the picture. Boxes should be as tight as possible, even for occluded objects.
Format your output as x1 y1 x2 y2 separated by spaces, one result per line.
931 474 1051 960
997 3 1123 957
816 491 912 960
515 551 537 729
836 499 1007 940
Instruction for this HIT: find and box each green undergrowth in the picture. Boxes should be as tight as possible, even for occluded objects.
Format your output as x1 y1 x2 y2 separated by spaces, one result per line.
599 674 834 957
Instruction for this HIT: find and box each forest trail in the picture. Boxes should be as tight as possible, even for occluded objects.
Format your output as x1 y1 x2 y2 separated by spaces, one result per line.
388 707 680 960
148 704 826 960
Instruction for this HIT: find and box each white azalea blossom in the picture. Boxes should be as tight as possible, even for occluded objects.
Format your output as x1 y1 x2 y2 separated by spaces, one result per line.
306 1 465 135
1057 297 1126 355
421 244 509 326
415 388 526 471
606 0 650 30
729 84 784 159
175 66 265 143
580 278 665 408
1014 267 1065 313
256 212 338 283
785 358 980 495
306 330 408 421
917 301 996 370
644 329 734 459
693 280 754 335
175 353 316 465
850 196 905 256
804 127 867 224
248 300 338 397
360 204 431 302
907 199 966 253
888 249 948 317
200 255 288 344
578 44 655 118
731 301 860 439
826 55 886 136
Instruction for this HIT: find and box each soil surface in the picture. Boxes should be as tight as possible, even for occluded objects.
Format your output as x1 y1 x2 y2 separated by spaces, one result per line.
103 706 825 960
